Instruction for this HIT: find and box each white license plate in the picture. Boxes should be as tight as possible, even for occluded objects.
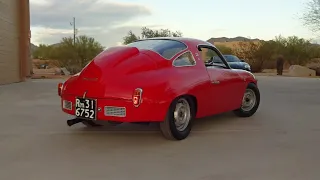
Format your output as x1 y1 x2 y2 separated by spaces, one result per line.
75 98 97 120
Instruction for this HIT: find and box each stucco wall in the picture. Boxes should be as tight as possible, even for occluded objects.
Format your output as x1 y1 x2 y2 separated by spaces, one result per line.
0 0 20 84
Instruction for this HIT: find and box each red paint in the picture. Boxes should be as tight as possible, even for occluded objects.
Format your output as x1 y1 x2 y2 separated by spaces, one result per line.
59 37 257 122
58 82 63 96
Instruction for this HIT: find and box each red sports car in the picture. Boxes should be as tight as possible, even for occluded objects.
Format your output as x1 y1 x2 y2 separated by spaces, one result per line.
58 37 260 140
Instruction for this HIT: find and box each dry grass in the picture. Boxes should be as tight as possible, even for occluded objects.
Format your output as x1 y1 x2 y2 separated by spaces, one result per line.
213 40 261 50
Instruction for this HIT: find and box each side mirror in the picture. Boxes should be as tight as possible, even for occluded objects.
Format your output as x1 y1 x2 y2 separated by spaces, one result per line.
240 59 245 62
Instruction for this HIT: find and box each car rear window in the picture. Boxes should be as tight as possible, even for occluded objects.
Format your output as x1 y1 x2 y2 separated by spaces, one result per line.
127 39 187 59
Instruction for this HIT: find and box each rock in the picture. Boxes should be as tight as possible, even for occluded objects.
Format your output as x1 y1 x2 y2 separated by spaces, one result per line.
306 59 320 76
288 65 316 77
308 67 320 76
60 67 71 76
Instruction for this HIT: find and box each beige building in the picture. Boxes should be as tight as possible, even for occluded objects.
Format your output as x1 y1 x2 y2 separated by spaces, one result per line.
0 0 31 85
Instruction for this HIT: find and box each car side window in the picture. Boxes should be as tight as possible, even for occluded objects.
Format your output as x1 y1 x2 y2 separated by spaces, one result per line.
198 47 227 68
173 51 196 67
162 47 186 60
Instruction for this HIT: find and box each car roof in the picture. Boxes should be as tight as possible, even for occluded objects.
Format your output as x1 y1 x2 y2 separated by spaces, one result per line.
136 37 216 48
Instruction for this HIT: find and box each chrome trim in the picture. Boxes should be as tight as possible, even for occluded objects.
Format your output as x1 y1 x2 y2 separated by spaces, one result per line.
211 80 220 84
104 106 126 117
63 100 72 110
197 43 215 49
133 88 143 107
241 89 257 112
174 98 191 131
82 91 87 98
197 43 231 69
172 50 197 67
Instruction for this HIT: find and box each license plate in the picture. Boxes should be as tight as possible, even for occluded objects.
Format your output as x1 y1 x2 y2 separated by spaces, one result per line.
75 98 97 120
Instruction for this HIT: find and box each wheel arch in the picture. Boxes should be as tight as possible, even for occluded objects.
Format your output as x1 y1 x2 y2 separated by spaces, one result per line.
170 94 198 117
246 80 258 87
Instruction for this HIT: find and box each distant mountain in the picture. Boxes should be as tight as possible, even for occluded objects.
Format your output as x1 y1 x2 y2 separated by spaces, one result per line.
207 36 260 43
49 43 62 47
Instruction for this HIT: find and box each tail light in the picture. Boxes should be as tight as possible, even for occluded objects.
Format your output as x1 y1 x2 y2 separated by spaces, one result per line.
132 88 143 107
58 82 63 96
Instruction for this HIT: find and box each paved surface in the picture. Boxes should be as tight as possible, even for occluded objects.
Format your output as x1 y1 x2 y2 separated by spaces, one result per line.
0 76 320 180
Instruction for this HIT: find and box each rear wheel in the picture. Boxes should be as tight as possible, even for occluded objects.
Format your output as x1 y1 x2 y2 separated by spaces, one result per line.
233 83 260 117
160 97 195 140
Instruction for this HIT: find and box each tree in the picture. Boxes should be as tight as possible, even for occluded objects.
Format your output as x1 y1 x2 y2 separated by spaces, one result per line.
215 45 233 54
302 0 320 32
205 45 233 59
122 27 183 45
274 35 315 65
232 35 320 72
233 41 267 72
32 35 104 74
32 44 56 60
53 35 105 73
123 31 140 45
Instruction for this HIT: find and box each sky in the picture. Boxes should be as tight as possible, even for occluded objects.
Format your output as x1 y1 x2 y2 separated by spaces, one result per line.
30 0 320 48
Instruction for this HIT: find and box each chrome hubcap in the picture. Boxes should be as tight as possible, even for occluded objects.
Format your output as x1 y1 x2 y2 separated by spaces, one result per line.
174 99 191 132
241 89 256 112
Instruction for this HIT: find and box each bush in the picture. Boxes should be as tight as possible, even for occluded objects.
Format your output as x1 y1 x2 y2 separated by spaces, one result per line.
215 45 233 54
32 35 104 74
231 35 320 72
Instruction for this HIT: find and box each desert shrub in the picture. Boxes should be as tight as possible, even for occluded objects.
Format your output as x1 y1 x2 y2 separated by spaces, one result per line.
215 45 233 54
231 35 320 72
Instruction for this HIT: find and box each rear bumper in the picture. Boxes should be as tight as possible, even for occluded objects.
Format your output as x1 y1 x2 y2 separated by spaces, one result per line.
60 94 168 123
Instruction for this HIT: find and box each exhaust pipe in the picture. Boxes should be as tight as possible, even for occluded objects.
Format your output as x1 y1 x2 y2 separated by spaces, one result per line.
67 118 83 126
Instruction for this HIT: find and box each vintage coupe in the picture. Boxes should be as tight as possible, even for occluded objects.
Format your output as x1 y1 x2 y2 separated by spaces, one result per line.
58 37 260 140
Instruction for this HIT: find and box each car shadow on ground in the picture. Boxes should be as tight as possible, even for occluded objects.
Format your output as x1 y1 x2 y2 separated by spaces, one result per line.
59 112 251 148
70 111 243 137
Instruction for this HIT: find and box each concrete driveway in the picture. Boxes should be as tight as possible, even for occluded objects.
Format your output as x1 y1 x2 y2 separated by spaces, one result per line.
0 76 320 180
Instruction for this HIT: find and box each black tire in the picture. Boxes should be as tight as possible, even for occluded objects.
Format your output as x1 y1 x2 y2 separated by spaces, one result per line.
82 120 103 127
160 96 195 140
233 82 260 117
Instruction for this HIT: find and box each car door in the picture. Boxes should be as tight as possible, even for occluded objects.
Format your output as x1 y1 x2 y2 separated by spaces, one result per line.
198 44 244 113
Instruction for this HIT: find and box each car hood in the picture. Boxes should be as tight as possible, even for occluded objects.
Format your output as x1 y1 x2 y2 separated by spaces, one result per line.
228 62 249 68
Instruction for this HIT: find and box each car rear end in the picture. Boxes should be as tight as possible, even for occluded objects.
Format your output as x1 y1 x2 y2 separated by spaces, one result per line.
58 46 170 123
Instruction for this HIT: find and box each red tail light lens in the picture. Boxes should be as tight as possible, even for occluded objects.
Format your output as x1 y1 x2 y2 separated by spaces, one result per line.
58 83 63 96
132 88 143 107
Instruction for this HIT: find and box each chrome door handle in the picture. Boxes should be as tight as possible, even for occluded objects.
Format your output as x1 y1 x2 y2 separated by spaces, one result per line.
211 80 220 84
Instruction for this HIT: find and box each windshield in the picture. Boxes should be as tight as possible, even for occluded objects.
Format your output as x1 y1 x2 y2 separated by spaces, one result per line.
127 39 187 59
223 55 241 62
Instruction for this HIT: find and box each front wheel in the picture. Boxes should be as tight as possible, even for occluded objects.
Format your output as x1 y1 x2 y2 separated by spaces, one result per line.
160 97 195 140
233 83 260 117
